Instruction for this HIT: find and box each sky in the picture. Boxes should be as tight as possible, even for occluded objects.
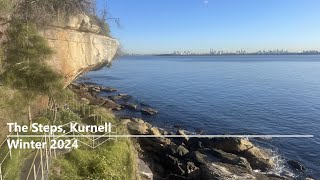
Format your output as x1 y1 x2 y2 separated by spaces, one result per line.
96 0 320 54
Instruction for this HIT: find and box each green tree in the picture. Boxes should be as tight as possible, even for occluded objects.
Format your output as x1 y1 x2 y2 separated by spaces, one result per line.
1 21 63 126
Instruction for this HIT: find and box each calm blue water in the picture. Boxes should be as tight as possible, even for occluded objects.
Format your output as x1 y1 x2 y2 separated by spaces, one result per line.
83 55 320 178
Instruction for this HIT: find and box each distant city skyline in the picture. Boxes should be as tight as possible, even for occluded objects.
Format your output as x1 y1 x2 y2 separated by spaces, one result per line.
98 0 320 54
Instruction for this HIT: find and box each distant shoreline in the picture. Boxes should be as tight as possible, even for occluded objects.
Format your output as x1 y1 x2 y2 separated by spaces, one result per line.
154 53 320 56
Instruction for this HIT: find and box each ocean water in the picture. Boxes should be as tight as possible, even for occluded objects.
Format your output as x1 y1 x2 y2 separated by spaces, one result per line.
82 55 320 178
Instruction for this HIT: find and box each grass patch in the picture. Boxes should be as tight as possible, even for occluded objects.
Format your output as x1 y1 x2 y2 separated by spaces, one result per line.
0 148 23 180
50 139 137 180
0 0 15 16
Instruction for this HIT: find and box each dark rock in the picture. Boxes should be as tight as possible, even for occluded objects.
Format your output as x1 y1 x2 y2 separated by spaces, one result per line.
193 138 275 171
253 173 288 180
167 174 189 180
140 101 150 106
211 149 252 171
204 138 254 152
69 83 81 90
100 86 117 92
89 97 106 106
123 103 138 110
177 145 190 157
185 161 200 177
287 160 306 172
189 150 219 165
199 162 254 180
102 99 121 110
139 138 164 153
141 108 158 115
91 86 101 92
109 94 132 101
164 144 189 157
77 91 96 102
164 155 185 176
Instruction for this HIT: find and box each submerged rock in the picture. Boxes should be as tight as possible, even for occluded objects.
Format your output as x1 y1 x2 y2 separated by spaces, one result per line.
100 86 117 92
123 103 138 110
141 108 158 115
109 94 132 101
287 160 306 172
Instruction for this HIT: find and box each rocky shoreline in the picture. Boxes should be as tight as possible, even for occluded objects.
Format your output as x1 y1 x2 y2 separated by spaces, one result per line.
69 82 308 180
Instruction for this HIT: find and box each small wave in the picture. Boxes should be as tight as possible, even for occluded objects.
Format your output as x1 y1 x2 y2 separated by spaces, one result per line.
266 149 296 178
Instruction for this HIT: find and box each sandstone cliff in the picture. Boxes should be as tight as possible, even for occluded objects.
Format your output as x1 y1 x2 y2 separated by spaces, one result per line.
1 13 119 85
41 14 119 85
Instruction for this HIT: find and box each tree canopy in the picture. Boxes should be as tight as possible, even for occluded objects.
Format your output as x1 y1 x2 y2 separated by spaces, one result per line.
1 21 63 98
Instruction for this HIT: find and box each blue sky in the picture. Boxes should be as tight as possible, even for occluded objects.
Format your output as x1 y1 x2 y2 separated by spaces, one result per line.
97 0 320 54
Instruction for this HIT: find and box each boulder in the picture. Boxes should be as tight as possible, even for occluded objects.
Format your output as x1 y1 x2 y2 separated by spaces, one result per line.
207 138 254 153
190 151 219 165
198 138 275 171
102 99 121 110
165 144 189 157
77 91 96 102
242 146 275 171
211 149 252 171
158 137 171 145
200 162 255 180
177 145 190 157
148 127 162 136
89 86 101 93
89 97 106 106
185 161 200 177
127 121 149 135
190 150 254 179
139 138 164 153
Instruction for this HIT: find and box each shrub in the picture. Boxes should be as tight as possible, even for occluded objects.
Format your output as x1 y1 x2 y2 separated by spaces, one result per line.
1 21 63 99
14 0 96 26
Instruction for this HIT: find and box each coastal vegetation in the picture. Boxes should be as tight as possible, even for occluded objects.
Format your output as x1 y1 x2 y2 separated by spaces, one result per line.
49 108 137 179
0 1 135 179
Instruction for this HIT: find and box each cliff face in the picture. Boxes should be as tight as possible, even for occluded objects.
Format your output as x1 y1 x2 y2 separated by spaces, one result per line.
1 13 119 85
41 14 119 85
